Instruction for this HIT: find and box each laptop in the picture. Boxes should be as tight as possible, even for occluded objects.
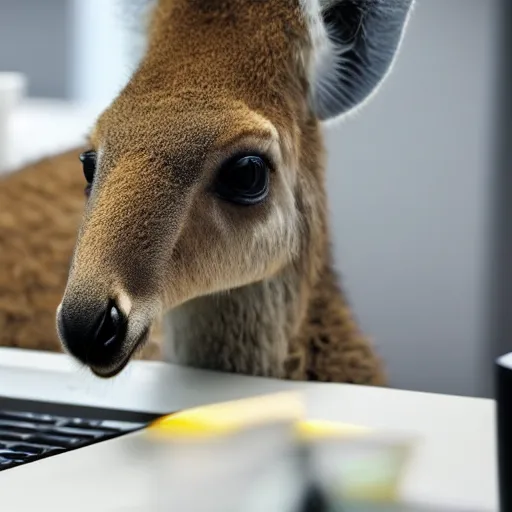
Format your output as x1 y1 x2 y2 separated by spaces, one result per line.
1 348 488 512
0 346 300 474
0 347 165 474
0 346 314 512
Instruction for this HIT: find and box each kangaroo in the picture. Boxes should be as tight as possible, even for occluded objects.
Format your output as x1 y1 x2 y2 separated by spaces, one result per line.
4 0 415 383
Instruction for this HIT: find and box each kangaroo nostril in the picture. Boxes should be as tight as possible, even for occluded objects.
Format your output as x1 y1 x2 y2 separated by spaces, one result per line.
58 296 130 370
94 299 126 349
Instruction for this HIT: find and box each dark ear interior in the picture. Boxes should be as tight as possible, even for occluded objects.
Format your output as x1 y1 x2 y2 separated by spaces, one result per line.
311 0 415 122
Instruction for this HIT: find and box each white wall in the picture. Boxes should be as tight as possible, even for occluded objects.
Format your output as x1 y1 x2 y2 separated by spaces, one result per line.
325 0 499 397
69 0 134 111
0 0 71 98
0 0 138 105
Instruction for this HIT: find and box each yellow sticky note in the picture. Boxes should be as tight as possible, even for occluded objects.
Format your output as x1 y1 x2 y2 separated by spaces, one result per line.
147 392 305 440
296 420 372 441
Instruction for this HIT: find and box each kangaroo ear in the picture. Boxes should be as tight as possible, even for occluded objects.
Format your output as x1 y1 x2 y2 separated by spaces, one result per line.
306 0 415 122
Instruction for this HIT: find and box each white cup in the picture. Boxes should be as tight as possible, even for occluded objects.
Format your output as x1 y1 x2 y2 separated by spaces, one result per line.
0 72 26 172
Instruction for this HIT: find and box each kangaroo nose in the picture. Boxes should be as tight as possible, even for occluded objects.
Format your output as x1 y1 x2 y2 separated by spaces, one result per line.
57 298 127 369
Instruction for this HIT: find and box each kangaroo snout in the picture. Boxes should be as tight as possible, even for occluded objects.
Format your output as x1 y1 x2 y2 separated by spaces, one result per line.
57 290 147 378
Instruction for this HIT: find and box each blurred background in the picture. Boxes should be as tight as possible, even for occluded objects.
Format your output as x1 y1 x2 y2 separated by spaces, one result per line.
0 0 508 398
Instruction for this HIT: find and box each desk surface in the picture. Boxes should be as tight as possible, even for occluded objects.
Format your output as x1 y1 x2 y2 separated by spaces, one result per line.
0 348 498 511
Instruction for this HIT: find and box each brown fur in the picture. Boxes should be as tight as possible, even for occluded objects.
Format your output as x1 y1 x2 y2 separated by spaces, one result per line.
0 150 162 360
2 0 406 384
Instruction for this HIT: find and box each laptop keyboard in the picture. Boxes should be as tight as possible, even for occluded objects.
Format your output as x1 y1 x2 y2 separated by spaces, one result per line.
0 398 163 472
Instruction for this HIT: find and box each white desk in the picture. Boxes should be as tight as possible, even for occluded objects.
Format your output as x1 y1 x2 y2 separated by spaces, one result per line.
0 348 498 511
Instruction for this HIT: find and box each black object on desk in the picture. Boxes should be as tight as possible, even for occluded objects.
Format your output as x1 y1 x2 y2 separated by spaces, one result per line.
0 395 163 472
497 353 512 512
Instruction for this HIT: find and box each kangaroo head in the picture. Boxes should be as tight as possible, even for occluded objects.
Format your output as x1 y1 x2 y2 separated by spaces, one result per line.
57 0 414 377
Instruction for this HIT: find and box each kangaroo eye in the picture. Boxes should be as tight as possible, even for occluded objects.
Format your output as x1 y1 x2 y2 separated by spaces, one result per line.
79 150 97 197
214 155 270 206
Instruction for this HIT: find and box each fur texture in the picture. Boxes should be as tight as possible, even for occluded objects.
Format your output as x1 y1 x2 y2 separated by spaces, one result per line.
2 0 414 384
